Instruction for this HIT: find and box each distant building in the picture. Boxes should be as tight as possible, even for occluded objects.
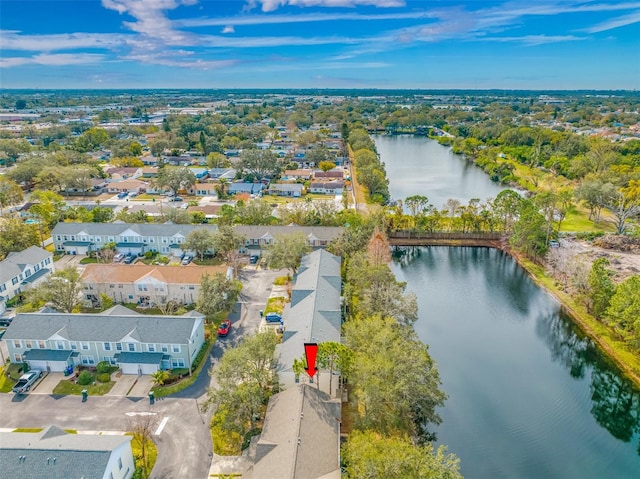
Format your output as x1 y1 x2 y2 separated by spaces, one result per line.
0 425 135 479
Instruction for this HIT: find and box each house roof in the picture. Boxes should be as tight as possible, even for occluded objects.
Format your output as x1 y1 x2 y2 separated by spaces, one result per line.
3 311 203 344
269 183 304 192
278 250 342 375
23 349 74 361
310 181 345 189
283 169 313 177
1 246 51 284
52 222 215 238
81 264 226 285
108 179 148 189
114 351 165 364
105 167 140 176
245 385 341 479
234 226 342 242
194 182 218 190
0 426 132 479
313 171 344 179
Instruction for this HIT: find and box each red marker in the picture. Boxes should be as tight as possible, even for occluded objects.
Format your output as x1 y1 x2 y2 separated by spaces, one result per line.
304 343 318 378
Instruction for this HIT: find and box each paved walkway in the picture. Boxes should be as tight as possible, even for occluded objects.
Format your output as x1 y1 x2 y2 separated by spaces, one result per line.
31 372 64 394
127 375 153 397
106 374 137 396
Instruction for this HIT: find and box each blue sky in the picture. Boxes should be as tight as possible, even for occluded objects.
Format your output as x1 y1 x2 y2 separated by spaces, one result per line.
0 0 639 89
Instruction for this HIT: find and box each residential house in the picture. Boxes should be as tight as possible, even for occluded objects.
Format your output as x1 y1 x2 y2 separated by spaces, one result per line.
186 205 221 220
313 170 344 180
164 156 193 166
268 183 303 197
276 250 342 393
81 264 226 306
244 384 341 479
190 167 209 180
190 183 218 197
105 167 141 181
0 246 54 314
207 168 237 180
0 425 135 479
309 180 344 195
227 182 265 195
3 307 205 374
235 225 342 252
106 179 149 194
141 166 158 178
281 169 312 181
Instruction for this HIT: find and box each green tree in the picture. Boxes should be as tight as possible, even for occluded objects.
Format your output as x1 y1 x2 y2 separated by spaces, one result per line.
317 342 352 396
28 266 83 313
212 225 246 276
344 316 446 443
587 258 616 319
183 228 215 261
342 430 462 479
151 370 171 386
196 272 242 322
605 276 640 347
156 166 196 195
510 199 548 259
0 218 41 260
0 176 24 214
239 148 281 179
91 206 114 223
206 152 230 169
265 233 311 275
405 194 430 217
318 160 336 172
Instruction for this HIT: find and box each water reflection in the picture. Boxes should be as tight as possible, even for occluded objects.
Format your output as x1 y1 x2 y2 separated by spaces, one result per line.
536 310 640 453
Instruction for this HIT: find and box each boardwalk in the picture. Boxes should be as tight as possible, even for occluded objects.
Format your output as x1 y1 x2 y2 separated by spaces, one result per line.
388 231 506 247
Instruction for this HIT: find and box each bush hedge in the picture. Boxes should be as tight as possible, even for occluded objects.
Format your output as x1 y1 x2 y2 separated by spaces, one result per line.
77 370 94 386
96 373 111 383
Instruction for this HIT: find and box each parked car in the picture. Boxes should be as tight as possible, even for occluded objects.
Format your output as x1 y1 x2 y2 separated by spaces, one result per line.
117 192 128 199
171 197 183 202
113 253 125 262
0 317 13 327
218 319 231 337
249 254 260 264
181 254 193 265
12 369 43 394
123 254 135 264
264 312 283 323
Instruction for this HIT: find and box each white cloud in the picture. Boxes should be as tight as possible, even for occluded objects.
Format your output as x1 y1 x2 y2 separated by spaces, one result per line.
248 0 405 12
584 10 640 33
0 53 105 68
0 30 126 52
481 34 588 46
222 25 235 33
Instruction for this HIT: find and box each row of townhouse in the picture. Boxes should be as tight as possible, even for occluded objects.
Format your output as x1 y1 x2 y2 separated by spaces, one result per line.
0 246 54 314
51 223 343 256
80 263 227 307
2 306 205 374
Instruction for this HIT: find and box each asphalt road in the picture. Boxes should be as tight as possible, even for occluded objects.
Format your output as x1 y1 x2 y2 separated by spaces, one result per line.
0 266 286 479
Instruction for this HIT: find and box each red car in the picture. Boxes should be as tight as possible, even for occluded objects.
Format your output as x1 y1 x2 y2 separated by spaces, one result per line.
218 319 231 337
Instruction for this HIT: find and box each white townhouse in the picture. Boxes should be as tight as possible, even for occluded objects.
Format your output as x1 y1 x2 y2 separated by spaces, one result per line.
2 307 205 375
0 246 54 314
51 223 343 257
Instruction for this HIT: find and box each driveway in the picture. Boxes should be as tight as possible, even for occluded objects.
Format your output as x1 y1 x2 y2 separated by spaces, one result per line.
0 394 212 479
171 267 286 400
30 372 64 394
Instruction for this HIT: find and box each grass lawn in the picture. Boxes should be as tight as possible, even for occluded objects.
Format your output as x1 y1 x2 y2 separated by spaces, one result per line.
0 368 16 393
79 257 99 264
273 275 291 286
151 340 214 397
264 296 286 315
130 194 158 201
13 428 43 432
0 362 24 392
52 379 115 396
193 258 225 266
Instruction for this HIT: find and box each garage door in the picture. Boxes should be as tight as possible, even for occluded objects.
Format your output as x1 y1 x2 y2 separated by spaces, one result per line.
120 363 159 375
27 360 67 372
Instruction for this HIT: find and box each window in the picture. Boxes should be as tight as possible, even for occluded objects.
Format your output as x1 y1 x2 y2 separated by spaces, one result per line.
171 358 185 368
104 342 111 351
45 258 51 265
14 353 22 362
147 344 155 352
13 340 21 348
81 342 89 350
56 341 65 350
0 284 4 292
81 355 95 365
25 269 32 278
128 343 136 352
34 264 40 272
161 345 169 353
25 340 32 348
118 457 123 470
115 342 122 351
172 344 180 353
12 277 18 285
38 340 46 349
70 342 77 350
188 286 195 290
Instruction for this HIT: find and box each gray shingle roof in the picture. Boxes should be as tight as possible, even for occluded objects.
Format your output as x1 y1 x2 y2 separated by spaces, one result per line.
0 246 51 284
23 349 73 361
52 222 213 237
3 311 203 344
114 351 165 364
245 385 341 479
278 250 342 375
0 426 132 479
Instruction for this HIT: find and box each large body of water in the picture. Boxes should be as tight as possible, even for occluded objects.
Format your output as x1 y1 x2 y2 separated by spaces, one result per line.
376 135 640 479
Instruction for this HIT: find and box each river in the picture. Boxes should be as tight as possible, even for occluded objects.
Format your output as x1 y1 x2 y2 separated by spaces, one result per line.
375 135 640 479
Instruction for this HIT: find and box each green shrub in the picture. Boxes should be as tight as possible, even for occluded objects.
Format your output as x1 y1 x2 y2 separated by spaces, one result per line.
77 370 94 386
96 373 111 383
144 251 153 259
96 361 111 374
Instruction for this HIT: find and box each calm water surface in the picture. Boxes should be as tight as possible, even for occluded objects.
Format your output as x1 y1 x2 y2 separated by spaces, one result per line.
378 136 640 478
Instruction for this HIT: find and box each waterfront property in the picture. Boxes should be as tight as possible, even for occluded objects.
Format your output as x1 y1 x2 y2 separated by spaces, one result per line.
244 384 341 479
0 425 135 479
0 246 54 314
80 263 226 306
277 249 342 393
2 307 205 374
